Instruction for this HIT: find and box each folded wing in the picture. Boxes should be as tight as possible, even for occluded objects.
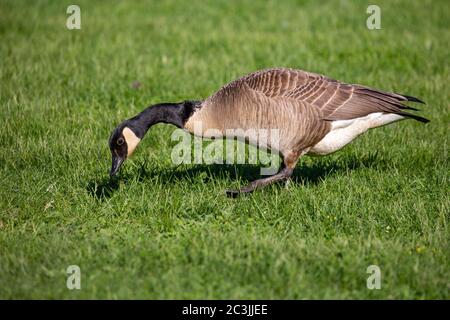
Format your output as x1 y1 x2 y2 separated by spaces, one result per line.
240 68 428 123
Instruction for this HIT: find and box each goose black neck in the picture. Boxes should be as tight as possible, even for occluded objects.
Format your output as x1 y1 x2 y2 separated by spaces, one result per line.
127 100 200 139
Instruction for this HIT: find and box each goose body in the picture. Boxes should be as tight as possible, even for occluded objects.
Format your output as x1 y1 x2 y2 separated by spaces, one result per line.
109 68 428 196
185 68 426 156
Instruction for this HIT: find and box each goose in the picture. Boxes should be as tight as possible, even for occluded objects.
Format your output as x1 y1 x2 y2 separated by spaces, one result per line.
109 68 428 196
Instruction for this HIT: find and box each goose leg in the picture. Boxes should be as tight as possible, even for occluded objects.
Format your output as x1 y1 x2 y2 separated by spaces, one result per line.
225 151 300 197
225 166 293 198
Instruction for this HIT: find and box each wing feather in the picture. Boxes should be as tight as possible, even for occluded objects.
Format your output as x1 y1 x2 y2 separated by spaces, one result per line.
229 68 428 122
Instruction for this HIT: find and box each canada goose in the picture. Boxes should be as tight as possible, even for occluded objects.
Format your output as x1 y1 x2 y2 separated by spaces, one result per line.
109 68 428 196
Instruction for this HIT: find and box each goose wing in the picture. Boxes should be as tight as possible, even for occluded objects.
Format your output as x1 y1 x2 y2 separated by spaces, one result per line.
237 68 428 123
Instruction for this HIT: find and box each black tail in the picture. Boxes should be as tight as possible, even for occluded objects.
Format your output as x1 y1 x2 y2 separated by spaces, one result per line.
349 86 429 123
397 111 430 123
396 93 428 123
400 94 426 104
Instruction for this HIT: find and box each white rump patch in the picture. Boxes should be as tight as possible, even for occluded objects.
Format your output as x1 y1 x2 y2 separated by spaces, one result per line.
308 113 405 156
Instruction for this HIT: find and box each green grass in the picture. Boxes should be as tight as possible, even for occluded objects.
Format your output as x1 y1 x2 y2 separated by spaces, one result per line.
0 0 449 299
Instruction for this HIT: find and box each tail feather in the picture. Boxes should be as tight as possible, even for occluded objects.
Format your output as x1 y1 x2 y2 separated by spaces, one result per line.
355 86 426 105
395 93 428 122
355 87 428 123
397 111 430 123
400 94 426 104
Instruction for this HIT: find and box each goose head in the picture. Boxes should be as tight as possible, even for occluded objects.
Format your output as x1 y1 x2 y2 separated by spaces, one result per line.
108 122 142 177
107 101 198 177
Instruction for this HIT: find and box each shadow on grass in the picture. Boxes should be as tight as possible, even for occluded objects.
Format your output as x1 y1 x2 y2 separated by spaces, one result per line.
86 176 121 200
86 151 385 200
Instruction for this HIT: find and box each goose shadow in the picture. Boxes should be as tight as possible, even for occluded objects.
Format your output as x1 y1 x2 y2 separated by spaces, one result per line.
86 176 121 200
86 152 385 200
141 151 384 185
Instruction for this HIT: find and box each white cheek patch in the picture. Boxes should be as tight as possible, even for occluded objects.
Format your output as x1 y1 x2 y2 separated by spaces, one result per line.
122 127 141 157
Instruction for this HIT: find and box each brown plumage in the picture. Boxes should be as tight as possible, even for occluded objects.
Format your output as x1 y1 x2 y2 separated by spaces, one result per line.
183 68 428 196
187 68 426 133
109 67 428 196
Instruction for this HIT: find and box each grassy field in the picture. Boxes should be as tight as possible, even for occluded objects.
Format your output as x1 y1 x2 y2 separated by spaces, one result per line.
0 0 448 299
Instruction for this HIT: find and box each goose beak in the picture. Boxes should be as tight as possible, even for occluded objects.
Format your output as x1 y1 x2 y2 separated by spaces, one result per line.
110 155 125 177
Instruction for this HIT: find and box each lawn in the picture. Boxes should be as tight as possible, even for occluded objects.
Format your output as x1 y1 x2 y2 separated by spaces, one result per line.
0 0 448 299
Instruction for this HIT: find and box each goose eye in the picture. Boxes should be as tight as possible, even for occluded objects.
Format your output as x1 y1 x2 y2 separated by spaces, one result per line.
117 137 124 145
